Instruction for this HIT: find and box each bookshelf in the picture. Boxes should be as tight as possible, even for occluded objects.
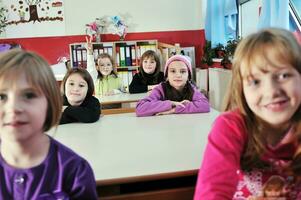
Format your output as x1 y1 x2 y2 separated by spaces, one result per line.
69 40 185 88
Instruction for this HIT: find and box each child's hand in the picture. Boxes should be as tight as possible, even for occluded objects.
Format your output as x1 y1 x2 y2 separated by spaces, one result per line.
171 101 186 108
155 108 176 116
180 100 191 104
147 84 158 91
85 36 93 55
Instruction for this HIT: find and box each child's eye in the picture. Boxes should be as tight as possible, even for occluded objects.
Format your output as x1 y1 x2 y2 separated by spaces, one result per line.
79 84 86 88
169 69 176 73
68 82 74 86
180 70 187 74
248 79 260 87
24 92 37 99
278 72 291 81
0 93 7 101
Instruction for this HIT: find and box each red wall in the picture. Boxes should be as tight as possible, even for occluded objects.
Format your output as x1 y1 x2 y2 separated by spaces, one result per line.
0 29 205 67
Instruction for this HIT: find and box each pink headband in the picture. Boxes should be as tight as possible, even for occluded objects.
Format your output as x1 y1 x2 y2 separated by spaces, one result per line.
164 55 192 77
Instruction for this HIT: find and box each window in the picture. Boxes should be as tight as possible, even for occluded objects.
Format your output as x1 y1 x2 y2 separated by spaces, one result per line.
289 0 301 31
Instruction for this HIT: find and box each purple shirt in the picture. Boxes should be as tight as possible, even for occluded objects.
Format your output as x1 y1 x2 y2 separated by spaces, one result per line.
136 83 210 117
0 137 98 200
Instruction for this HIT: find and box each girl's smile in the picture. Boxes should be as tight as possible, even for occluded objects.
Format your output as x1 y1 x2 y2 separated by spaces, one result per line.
264 98 289 112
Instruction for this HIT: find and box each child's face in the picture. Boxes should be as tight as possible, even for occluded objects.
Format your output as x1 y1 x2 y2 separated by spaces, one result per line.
242 64 301 129
0 73 47 142
142 57 156 74
98 57 113 76
167 61 189 91
65 73 88 106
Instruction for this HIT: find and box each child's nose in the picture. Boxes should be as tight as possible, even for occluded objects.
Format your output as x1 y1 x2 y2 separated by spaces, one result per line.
265 79 282 97
6 97 23 113
73 86 81 91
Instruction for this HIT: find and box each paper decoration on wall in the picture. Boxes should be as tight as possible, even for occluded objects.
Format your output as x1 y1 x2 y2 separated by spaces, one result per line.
2 0 65 38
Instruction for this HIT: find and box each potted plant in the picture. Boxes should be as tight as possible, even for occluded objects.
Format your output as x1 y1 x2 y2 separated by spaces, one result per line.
221 37 241 69
214 43 225 58
201 40 215 67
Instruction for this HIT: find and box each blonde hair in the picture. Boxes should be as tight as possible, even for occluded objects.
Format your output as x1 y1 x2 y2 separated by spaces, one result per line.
223 28 301 171
0 49 62 132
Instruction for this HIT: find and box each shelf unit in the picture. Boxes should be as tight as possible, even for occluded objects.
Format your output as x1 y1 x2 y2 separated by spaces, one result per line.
69 40 182 88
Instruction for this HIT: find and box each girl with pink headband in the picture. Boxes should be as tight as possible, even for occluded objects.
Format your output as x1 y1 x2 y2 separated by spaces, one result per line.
136 54 210 116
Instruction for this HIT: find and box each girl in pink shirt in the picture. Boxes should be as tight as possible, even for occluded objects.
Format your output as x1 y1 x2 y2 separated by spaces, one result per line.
194 28 301 199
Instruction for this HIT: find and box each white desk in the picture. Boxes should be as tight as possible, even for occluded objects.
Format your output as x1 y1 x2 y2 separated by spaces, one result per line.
97 92 147 105
96 93 148 115
51 109 219 199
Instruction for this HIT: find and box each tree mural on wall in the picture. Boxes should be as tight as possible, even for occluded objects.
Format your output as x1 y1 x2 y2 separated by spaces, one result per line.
6 0 63 25
26 0 41 22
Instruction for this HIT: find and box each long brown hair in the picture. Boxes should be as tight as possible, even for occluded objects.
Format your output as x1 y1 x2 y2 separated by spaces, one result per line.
223 28 301 173
138 50 161 84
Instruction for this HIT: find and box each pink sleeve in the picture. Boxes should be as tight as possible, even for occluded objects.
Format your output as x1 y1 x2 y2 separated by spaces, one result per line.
194 111 247 200
135 85 173 117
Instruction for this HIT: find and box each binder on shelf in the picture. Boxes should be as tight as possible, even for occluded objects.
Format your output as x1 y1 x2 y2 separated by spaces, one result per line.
139 45 147 58
131 45 137 66
76 49 83 68
93 49 99 60
115 46 120 67
72 48 78 67
119 46 126 67
125 46 132 66
136 46 141 64
118 71 134 89
107 47 113 57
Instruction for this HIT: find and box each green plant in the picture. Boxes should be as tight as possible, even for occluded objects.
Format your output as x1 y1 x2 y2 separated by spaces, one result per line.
214 43 225 58
221 37 241 69
224 37 241 58
201 40 215 66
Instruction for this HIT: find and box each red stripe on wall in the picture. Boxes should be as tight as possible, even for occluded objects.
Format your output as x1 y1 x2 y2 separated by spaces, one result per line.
0 29 205 67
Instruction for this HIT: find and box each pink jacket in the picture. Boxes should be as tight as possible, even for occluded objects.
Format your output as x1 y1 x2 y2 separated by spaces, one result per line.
135 83 210 117
194 110 301 200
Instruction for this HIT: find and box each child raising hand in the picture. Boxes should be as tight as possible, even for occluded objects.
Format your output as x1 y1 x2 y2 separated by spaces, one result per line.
194 28 301 199
86 36 123 96
0 49 98 199
136 55 210 116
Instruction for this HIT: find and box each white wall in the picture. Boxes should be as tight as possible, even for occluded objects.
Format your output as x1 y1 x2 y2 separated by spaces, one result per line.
64 0 205 35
